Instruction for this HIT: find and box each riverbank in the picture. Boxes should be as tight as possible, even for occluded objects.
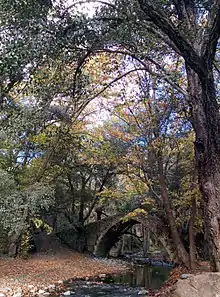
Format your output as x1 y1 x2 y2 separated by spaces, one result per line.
0 250 130 296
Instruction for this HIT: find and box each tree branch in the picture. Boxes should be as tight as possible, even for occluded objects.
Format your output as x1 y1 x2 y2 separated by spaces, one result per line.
82 167 113 224
137 0 207 78
202 1 220 68
96 49 189 98
87 67 146 101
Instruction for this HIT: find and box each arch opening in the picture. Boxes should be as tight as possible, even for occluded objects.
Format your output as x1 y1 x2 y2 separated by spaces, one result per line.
94 219 139 257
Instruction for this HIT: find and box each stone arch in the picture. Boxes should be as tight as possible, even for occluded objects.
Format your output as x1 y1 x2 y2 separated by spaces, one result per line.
93 214 160 257
93 218 138 257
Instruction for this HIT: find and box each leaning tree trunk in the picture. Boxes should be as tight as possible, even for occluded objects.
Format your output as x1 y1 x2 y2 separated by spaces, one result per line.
187 65 220 271
159 171 190 268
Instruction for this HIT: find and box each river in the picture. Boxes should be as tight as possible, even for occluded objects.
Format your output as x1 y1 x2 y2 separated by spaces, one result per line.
62 264 171 297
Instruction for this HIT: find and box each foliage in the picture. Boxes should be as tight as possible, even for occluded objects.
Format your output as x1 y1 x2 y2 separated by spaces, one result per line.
122 208 148 222
0 0 218 264
0 169 54 236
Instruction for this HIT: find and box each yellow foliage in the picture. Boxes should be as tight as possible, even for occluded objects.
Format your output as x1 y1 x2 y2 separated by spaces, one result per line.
122 208 148 222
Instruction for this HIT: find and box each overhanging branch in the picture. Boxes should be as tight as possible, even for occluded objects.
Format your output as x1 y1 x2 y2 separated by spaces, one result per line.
202 1 220 67
137 0 208 78
96 49 189 98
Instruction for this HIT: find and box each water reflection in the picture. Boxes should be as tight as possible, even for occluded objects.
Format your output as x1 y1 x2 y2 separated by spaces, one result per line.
103 265 171 290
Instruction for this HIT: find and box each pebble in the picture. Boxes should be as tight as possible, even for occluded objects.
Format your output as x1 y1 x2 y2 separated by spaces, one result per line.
99 274 106 278
47 284 56 292
180 274 192 279
58 280 64 284
12 293 22 297
17 288 22 294
138 289 149 295
63 291 74 296
2 288 12 292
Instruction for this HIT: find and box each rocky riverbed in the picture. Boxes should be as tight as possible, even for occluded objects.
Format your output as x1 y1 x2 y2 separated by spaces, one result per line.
0 249 180 297
58 280 150 297
0 251 130 297
0 278 149 297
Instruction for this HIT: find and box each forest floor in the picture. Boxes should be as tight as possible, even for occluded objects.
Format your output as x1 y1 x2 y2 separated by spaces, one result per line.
0 249 129 296
0 249 211 297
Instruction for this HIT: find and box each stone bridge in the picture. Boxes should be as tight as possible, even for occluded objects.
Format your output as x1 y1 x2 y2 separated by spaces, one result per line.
85 213 163 257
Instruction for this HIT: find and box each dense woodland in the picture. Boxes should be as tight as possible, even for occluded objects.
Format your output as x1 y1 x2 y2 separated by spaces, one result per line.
0 0 219 272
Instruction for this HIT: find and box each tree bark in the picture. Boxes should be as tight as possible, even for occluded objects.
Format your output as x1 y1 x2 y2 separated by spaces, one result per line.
8 233 20 257
188 169 197 270
186 65 220 271
159 172 190 267
188 197 197 269
158 234 175 262
67 174 76 216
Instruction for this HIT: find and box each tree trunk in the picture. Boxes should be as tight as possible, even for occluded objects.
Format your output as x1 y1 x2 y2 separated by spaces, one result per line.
188 169 197 270
128 232 132 252
115 238 124 257
67 174 76 216
199 171 220 271
186 65 220 271
159 172 190 267
8 233 20 257
143 226 149 256
78 198 84 224
188 197 197 270
158 235 175 262
78 177 86 224
138 0 220 271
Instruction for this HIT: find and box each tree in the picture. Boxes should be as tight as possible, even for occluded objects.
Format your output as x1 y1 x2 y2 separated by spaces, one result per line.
75 0 220 270
0 0 219 266
98 71 200 267
69 47 203 266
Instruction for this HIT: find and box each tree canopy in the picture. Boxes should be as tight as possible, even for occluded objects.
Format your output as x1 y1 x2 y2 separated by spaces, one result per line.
0 0 219 270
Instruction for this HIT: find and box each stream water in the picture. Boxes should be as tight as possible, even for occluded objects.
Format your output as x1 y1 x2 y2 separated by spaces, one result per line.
63 264 171 297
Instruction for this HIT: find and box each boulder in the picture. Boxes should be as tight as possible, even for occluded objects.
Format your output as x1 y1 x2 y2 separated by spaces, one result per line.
172 273 220 297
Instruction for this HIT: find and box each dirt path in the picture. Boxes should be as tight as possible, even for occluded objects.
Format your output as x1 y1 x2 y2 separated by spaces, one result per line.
0 250 129 295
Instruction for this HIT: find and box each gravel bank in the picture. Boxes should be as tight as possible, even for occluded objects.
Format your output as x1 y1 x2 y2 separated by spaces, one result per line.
0 251 130 296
